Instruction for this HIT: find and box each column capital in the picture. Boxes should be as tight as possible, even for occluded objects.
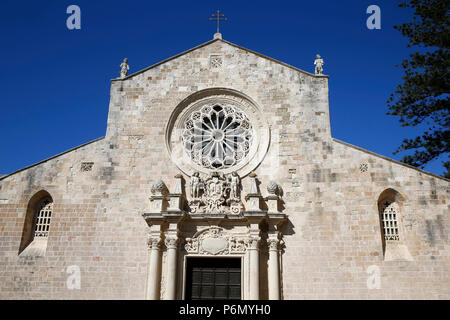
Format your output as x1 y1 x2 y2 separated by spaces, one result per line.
267 238 280 251
147 236 162 250
246 237 261 250
164 237 179 249
163 218 182 250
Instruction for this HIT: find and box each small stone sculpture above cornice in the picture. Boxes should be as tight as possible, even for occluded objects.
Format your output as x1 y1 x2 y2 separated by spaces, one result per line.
265 180 282 214
267 181 280 196
151 179 169 196
314 54 324 75
119 58 129 78
147 172 286 216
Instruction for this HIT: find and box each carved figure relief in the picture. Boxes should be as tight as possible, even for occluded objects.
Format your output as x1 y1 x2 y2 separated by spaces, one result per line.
188 171 243 214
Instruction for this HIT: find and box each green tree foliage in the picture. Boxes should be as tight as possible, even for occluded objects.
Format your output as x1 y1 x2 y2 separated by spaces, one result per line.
387 0 449 178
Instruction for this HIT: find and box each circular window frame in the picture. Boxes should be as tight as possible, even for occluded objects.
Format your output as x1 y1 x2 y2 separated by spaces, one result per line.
181 103 254 170
165 88 270 177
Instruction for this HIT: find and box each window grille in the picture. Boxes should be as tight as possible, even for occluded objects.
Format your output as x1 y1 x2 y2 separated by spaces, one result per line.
381 201 399 241
210 55 223 69
34 199 53 238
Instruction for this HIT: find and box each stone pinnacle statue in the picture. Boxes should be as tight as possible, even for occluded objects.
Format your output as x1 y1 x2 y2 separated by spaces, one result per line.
229 172 241 200
119 58 129 78
190 172 201 199
314 54 324 75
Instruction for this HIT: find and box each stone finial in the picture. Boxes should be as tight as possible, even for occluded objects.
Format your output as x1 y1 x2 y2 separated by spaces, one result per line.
214 32 222 40
314 54 324 75
168 174 186 212
248 172 260 195
119 58 129 78
245 173 263 211
173 174 183 195
267 181 280 196
151 179 169 196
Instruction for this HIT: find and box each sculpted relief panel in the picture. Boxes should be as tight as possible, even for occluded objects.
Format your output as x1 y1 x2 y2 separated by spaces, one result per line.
189 171 243 215
185 227 248 255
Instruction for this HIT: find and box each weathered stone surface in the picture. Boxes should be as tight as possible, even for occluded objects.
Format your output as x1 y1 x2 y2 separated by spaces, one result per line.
0 38 448 299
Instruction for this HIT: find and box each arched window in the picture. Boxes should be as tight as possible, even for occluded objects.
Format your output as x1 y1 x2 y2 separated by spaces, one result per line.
19 191 53 256
378 189 403 245
377 188 413 261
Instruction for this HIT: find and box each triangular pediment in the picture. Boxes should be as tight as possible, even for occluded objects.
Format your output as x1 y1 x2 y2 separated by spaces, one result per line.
113 37 322 82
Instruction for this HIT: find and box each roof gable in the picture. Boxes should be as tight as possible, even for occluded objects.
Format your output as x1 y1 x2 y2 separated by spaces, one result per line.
112 38 324 81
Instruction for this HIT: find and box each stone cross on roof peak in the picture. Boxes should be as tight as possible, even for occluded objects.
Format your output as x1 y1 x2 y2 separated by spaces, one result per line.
209 9 227 40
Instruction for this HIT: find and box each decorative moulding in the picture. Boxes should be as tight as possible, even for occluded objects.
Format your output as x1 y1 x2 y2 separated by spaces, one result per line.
184 227 249 255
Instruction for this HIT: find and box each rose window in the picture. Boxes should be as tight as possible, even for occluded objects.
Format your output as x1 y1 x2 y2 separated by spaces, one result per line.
182 104 254 169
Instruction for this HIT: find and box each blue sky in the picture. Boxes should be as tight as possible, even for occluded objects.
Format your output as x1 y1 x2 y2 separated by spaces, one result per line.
0 0 447 176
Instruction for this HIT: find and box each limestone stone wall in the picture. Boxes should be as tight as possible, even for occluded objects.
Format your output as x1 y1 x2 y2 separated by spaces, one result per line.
0 39 448 299
280 139 449 299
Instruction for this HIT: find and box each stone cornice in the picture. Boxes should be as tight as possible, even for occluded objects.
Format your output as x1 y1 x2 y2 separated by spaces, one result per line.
332 138 449 182
0 137 105 182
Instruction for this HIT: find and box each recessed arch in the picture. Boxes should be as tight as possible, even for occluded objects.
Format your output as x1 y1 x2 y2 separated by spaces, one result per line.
377 188 403 246
18 190 53 255
377 188 405 204
376 188 412 261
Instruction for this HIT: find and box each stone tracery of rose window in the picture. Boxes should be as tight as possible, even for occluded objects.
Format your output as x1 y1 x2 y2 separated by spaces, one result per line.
181 104 254 170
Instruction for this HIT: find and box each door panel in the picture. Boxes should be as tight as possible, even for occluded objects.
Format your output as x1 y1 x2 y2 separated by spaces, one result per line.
185 258 241 300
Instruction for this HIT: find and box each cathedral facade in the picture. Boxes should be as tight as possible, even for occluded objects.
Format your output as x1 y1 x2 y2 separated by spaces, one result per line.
0 35 448 299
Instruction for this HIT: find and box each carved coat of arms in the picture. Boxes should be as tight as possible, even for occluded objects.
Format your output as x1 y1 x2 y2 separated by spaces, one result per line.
189 171 242 215
185 227 248 255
